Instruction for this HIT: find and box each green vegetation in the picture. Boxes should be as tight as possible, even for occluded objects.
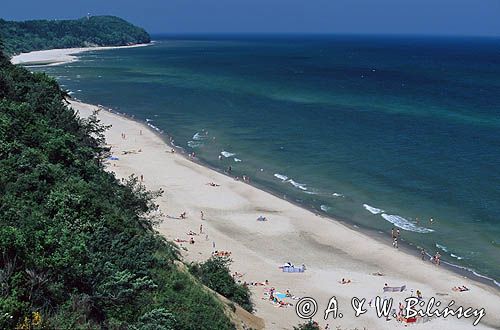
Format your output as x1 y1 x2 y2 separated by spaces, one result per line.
0 43 236 329
0 15 150 55
190 257 253 313
293 321 320 329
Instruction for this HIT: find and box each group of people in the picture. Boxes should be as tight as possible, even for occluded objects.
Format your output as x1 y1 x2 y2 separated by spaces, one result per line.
452 285 469 292
212 250 232 257
432 251 441 265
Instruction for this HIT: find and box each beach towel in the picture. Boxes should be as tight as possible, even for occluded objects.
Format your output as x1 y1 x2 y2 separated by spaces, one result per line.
275 292 287 299
383 285 406 292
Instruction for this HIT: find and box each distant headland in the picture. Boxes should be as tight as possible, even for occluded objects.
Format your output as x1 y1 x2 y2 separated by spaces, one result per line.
0 15 151 55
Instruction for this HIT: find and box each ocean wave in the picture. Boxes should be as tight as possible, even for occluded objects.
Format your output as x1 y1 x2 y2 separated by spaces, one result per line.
187 140 203 148
381 214 434 233
304 191 317 195
146 122 161 132
450 253 463 260
287 179 307 191
193 131 208 141
363 204 384 215
320 205 331 212
332 192 344 198
233 158 242 162
436 243 449 253
274 173 288 181
221 151 235 158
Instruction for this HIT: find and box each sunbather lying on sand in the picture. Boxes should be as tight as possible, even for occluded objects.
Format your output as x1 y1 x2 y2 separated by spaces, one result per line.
232 272 244 278
452 285 469 292
206 182 220 187
339 278 352 284
174 238 188 243
212 250 231 257
187 230 197 236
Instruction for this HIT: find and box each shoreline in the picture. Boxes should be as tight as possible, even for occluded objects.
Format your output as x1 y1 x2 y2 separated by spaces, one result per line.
10 42 152 66
17 47 500 329
71 99 500 329
77 97 500 292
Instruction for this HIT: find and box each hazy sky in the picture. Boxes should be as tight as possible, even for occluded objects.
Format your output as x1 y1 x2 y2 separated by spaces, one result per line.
3 0 500 36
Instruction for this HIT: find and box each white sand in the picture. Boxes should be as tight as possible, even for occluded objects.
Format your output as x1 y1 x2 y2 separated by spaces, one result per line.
71 100 500 330
10 44 150 66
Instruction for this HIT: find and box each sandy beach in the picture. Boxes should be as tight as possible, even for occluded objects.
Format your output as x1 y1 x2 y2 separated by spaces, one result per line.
10 43 150 66
68 100 500 330
12 50 500 329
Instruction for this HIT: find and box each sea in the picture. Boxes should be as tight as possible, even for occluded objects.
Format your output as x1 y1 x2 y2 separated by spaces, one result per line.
32 35 500 287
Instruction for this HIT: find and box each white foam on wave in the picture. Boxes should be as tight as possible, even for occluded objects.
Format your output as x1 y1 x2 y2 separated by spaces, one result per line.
450 253 463 260
187 140 203 148
274 173 288 181
287 179 307 191
363 204 384 215
221 151 235 158
192 132 208 141
381 214 434 233
234 158 242 162
304 191 317 195
332 193 344 198
436 243 449 253
320 205 331 212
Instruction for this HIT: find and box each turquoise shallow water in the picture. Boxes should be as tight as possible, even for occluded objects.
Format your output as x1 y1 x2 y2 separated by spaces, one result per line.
35 35 500 285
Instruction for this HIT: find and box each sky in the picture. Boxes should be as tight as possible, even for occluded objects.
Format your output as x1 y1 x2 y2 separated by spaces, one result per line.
2 0 500 36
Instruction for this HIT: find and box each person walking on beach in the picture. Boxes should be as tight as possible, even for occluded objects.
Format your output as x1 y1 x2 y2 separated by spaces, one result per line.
140 174 144 182
199 224 203 234
421 248 426 261
200 211 204 220
435 252 441 265
392 237 398 249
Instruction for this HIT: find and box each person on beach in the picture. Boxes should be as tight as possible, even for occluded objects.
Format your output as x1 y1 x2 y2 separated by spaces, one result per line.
391 227 396 239
200 211 204 220
199 224 203 234
189 237 195 244
392 237 398 249
212 241 216 250
421 249 426 261
140 174 144 181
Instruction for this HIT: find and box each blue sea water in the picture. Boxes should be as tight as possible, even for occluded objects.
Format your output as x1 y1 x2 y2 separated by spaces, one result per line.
35 35 500 285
